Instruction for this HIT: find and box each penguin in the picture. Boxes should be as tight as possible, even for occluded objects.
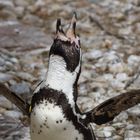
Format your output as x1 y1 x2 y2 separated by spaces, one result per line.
30 13 96 140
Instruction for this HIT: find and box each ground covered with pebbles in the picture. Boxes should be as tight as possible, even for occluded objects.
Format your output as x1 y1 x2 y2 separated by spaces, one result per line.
0 0 140 140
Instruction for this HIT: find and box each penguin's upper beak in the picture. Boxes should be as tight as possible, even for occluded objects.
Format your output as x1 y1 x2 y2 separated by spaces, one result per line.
66 12 77 40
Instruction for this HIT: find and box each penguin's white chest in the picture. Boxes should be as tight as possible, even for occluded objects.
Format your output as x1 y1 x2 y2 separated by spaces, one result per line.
30 101 84 140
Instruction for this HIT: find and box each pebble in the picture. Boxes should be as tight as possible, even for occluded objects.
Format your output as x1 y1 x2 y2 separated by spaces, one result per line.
111 79 125 90
10 82 31 96
127 55 140 68
0 57 5 66
96 126 115 138
85 50 103 59
109 62 125 74
77 96 95 112
10 57 19 64
119 26 132 35
14 0 29 7
0 0 14 9
0 96 13 109
124 130 140 140
3 110 22 119
15 6 25 18
127 105 140 117
0 73 13 82
116 73 129 82
112 122 126 129
113 111 128 123
16 72 36 82
103 73 114 81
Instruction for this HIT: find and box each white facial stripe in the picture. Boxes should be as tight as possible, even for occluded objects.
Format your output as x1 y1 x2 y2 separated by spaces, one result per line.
38 55 81 105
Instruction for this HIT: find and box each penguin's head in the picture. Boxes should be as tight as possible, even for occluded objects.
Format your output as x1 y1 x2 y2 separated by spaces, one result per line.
49 13 81 72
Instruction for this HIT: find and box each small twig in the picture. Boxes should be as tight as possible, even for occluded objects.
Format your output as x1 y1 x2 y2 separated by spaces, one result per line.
0 83 30 117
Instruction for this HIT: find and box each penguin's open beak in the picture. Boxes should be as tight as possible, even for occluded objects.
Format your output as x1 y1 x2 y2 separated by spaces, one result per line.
55 13 80 47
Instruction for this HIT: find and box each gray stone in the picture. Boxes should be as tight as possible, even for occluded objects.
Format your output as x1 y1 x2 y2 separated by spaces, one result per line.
113 111 128 122
127 105 140 117
85 50 103 59
16 72 35 82
96 126 115 138
10 82 31 96
0 0 14 9
3 110 22 119
0 73 13 82
124 130 140 140
127 55 140 68
111 80 125 90
14 6 25 18
0 96 13 109
116 73 129 82
0 57 5 66
14 0 29 7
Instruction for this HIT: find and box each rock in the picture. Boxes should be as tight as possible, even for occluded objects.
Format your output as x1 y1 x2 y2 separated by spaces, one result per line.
112 135 123 140
14 0 29 7
15 6 25 18
103 73 114 81
116 73 129 82
127 105 140 117
96 51 125 74
119 26 132 35
16 72 36 82
0 96 13 109
85 50 103 60
34 0 46 8
127 55 140 68
10 57 19 64
3 110 22 119
111 79 125 90
0 57 5 66
0 107 6 114
124 130 140 140
112 122 126 129
96 126 115 138
109 62 125 74
0 73 13 82
0 9 17 20
113 111 128 123
126 124 137 130
5 61 13 68
77 96 95 112
0 0 14 9
10 82 31 97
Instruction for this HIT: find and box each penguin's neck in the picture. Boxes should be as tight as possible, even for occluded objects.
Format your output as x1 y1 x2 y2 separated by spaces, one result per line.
43 55 80 105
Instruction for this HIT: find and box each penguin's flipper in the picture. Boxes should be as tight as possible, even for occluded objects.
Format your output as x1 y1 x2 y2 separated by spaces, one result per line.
86 89 140 125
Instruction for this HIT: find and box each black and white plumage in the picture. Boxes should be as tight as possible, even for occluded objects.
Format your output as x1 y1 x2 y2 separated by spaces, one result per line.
30 13 96 140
